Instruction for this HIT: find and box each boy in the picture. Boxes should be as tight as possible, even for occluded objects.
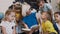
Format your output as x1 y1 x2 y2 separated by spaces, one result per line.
54 12 60 34
22 4 40 34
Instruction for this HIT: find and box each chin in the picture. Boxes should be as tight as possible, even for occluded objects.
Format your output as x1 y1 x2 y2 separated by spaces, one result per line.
42 18 45 20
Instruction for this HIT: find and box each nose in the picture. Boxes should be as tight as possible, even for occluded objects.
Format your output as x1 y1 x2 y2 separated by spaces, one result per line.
12 17 15 20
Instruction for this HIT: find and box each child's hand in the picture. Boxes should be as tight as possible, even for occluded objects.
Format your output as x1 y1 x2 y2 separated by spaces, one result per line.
21 21 29 29
24 24 29 29
22 23 29 29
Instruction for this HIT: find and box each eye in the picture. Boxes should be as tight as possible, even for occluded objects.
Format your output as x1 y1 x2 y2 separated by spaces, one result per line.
12 15 15 17
55 15 58 17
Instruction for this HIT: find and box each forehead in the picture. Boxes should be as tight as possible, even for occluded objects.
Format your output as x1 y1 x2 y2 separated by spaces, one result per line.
42 12 47 14
40 1 44 3
55 14 60 16
10 12 15 15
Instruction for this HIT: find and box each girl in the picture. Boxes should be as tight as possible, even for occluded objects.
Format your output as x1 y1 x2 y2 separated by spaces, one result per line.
54 12 60 34
14 2 26 34
41 11 57 34
1 9 16 34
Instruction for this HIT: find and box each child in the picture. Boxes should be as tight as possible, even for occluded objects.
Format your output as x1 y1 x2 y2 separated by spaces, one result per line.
14 2 26 34
22 4 40 34
41 11 57 34
54 12 60 34
1 9 16 34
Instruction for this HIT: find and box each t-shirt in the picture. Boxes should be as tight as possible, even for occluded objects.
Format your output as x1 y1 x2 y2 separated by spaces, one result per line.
53 22 59 34
56 23 60 34
39 3 52 12
56 23 60 30
22 13 38 28
1 21 15 34
42 20 57 34
16 13 22 19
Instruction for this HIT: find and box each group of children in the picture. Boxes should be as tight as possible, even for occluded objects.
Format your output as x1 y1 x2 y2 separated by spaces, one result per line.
0 0 60 34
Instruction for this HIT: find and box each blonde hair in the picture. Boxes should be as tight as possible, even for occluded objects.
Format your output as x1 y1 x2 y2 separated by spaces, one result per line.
41 11 52 22
5 9 15 15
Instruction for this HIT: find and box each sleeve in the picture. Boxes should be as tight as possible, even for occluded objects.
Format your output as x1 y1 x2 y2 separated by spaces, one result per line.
45 21 57 34
47 4 52 10
1 21 6 27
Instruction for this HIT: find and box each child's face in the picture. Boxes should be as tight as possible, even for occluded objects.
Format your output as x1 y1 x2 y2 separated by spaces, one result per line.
41 12 47 20
7 12 15 21
55 14 60 22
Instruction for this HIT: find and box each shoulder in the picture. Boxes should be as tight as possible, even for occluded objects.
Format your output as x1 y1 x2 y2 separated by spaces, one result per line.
1 21 7 27
1 21 6 24
44 3 51 6
44 3 52 9
45 20 55 28
45 20 53 25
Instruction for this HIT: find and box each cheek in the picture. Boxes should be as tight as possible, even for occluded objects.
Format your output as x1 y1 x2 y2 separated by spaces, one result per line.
41 15 46 19
9 16 12 20
55 17 59 21
58 16 60 19
39 3 43 6
8 15 13 20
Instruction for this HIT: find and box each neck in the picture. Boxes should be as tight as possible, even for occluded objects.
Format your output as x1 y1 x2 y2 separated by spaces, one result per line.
43 19 48 22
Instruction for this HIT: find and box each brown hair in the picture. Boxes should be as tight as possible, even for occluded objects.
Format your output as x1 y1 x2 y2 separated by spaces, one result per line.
3 9 15 21
13 2 22 12
5 9 15 16
13 2 23 19
54 12 60 15
37 0 45 4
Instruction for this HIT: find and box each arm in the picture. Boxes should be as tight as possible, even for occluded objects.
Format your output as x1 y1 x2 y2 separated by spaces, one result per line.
36 11 41 25
32 12 41 31
2 26 7 34
28 12 41 34
12 26 16 34
45 21 57 34
21 21 29 29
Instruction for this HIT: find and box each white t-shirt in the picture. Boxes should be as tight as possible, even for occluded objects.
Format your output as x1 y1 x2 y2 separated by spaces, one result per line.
1 21 15 34
56 23 60 30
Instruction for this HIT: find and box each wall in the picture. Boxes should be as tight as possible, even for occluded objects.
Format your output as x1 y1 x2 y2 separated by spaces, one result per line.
47 0 60 12
0 0 14 13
